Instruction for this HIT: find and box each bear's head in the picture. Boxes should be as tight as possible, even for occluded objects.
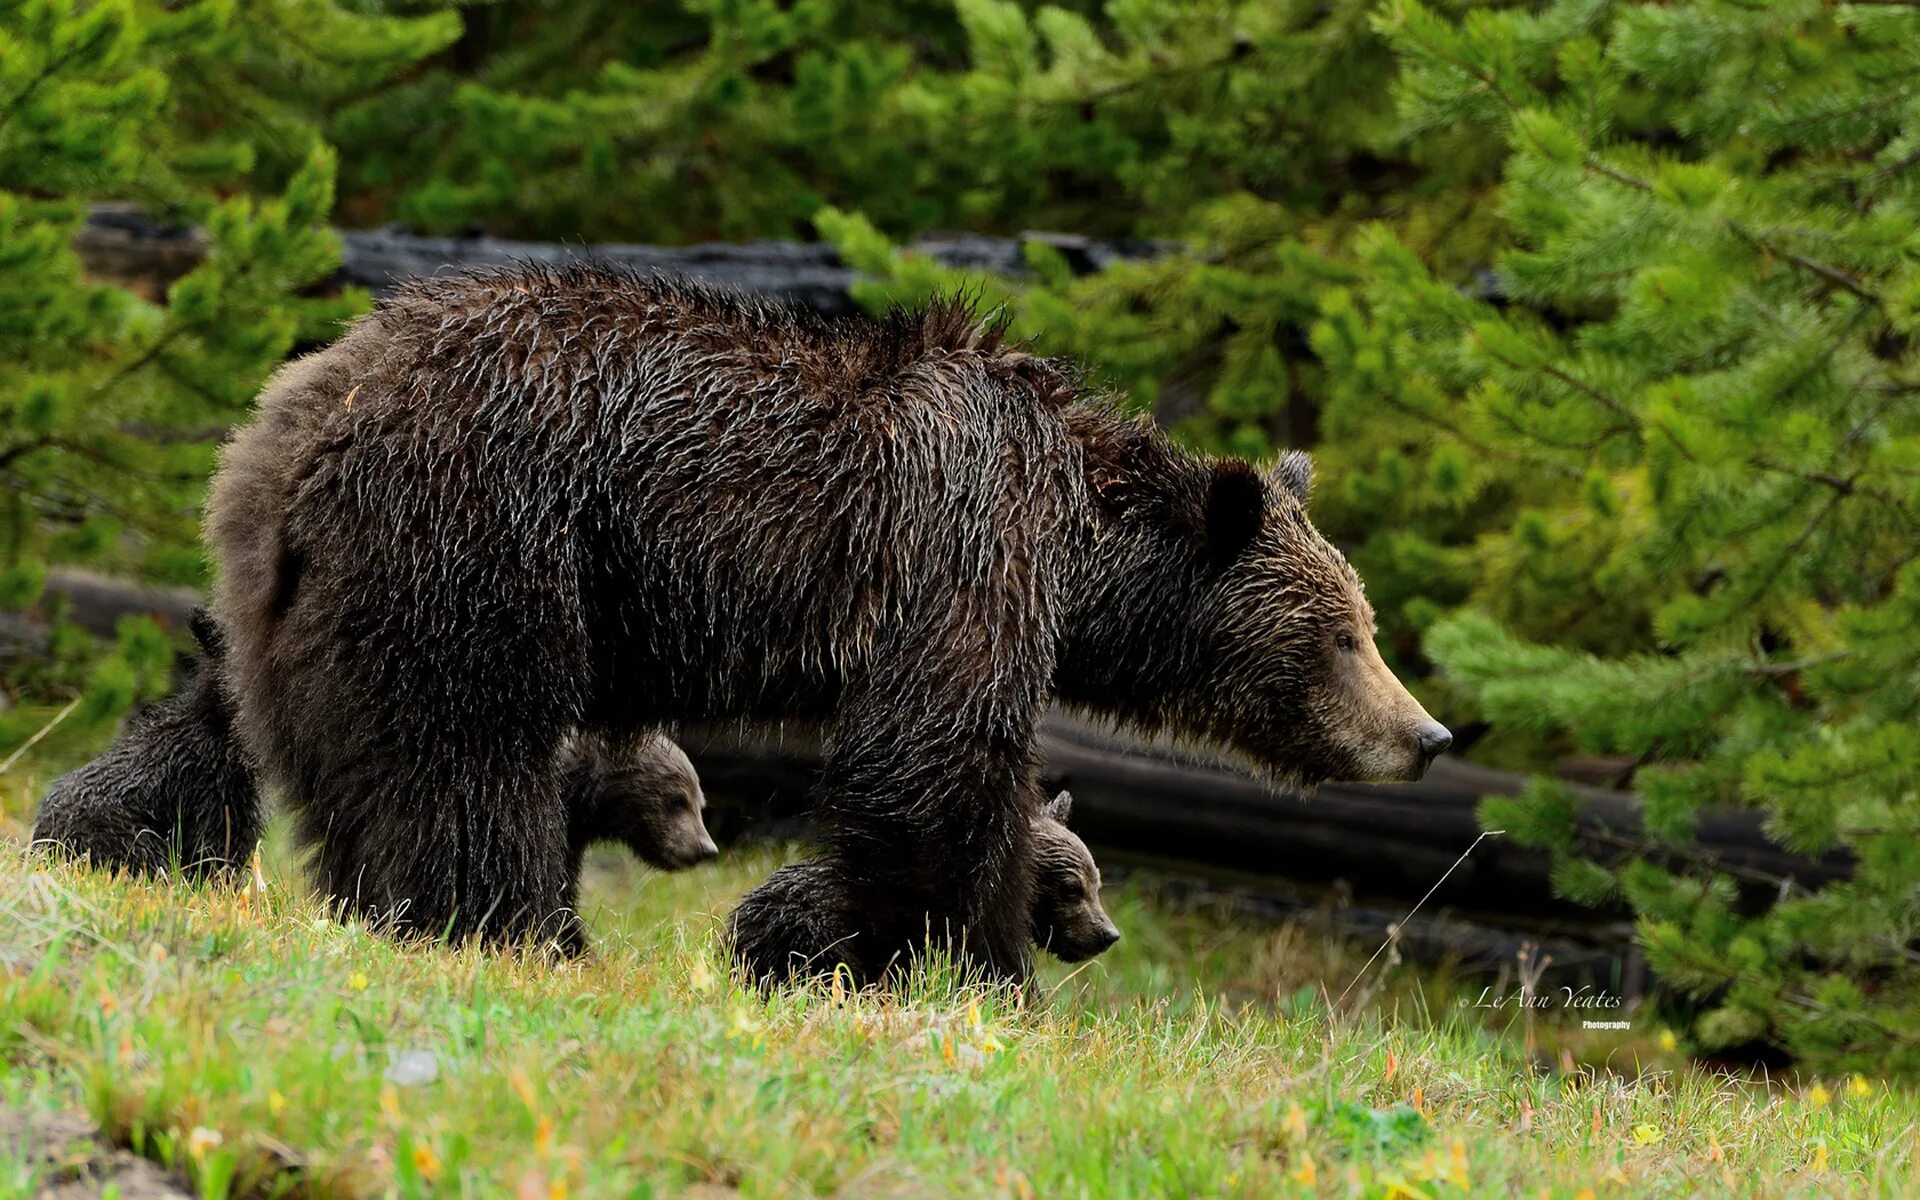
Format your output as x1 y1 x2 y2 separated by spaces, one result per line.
1030 790 1120 963
602 735 720 870
1064 416 1450 788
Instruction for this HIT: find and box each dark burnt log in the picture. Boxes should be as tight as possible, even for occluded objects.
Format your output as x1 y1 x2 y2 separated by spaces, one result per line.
681 714 1854 950
40 569 201 640
78 206 1172 316
10 571 1852 977
1 571 201 682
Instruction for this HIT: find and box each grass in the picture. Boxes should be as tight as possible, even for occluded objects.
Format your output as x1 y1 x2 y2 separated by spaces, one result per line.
4 735 1918 1198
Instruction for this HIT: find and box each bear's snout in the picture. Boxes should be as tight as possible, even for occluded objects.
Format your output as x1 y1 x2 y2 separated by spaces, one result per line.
1413 720 1453 770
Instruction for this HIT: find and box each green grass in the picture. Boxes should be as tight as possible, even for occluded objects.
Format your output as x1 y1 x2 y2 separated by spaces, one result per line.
4 739 1917 1198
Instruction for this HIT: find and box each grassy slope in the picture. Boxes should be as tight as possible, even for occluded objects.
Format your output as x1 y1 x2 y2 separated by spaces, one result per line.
3 739 1915 1199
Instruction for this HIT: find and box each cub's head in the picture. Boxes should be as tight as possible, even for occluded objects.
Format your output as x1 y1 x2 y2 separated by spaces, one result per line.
609 735 719 871
1030 791 1119 963
1070 417 1450 788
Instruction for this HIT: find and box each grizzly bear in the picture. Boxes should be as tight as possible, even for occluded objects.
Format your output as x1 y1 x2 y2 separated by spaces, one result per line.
193 265 1445 976
728 790 1119 983
559 732 718 878
31 609 261 879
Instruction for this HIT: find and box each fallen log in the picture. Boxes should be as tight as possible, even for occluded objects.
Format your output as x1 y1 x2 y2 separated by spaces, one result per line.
56 211 1851 970
1 570 202 677
681 715 1854 945
9 570 1851 978
78 206 1171 315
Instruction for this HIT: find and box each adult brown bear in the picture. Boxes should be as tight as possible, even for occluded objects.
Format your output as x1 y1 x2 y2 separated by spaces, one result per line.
201 265 1447 975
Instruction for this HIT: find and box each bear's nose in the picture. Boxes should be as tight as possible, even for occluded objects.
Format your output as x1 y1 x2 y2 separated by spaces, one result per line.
1097 923 1121 950
1414 720 1453 764
694 837 719 861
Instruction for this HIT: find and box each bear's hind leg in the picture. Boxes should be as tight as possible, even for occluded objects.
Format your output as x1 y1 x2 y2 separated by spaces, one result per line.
306 741 584 955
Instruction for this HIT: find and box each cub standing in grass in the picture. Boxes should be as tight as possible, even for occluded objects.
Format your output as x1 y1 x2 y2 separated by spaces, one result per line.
33 615 719 893
68 265 1445 978
559 732 718 880
31 610 261 879
730 790 1119 980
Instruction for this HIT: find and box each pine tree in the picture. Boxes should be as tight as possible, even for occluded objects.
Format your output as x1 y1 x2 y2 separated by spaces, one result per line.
1310 0 1920 1068
0 0 453 749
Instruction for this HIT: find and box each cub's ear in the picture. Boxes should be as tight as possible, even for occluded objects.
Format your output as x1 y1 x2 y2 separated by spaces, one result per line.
186 606 225 658
1044 789 1073 823
1273 449 1313 505
1205 459 1266 568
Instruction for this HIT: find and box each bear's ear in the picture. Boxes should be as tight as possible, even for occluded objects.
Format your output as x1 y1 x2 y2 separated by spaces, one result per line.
1205 459 1266 568
1044 789 1073 823
1273 449 1313 505
186 606 225 658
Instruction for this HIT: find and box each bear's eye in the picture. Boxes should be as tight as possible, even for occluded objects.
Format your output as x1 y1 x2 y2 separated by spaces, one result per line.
1335 632 1356 652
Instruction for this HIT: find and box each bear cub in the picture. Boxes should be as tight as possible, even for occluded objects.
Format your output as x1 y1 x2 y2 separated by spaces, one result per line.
728 790 1118 983
33 605 716 893
1025 790 1119 963
559 733 719 876
31 609 261 879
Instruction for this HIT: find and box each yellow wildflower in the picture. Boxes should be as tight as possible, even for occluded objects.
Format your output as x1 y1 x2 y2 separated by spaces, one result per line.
535 1114 555 1156
1810 1140 1828 1173
1415 1147 1442 1180
1290 1152 1316 1186
268 1090 287 1117
726 1007 765 1046
940 1032 957 1066
1282 1103 1307 1139
413 1142 443 1182
1448 1138 1469 1187
348 971 370 992
967 998 982 1030
1631 1123 1663 1147
1849 1074 1872 1099
1658 1029 1678 1053
1807 1083 1831 1108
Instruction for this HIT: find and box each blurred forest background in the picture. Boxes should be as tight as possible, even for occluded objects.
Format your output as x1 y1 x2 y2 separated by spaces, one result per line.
2 0 1918 1072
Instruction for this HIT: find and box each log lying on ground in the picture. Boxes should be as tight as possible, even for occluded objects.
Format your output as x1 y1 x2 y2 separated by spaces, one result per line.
0 570 202 677
681 714 1853 960
78 206 1171 315
40 569 201 639
13 568 1852 979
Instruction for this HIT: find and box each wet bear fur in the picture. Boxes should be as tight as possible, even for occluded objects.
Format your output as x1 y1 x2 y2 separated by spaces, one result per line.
727 790 1118 984
30 610 261 879
199 265 1446 975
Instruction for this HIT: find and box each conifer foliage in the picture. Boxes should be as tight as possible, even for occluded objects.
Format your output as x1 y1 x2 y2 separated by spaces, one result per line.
1326 0 1920 1067
812 0 1920 1066
0 0 451 742
6 0 1920 1067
